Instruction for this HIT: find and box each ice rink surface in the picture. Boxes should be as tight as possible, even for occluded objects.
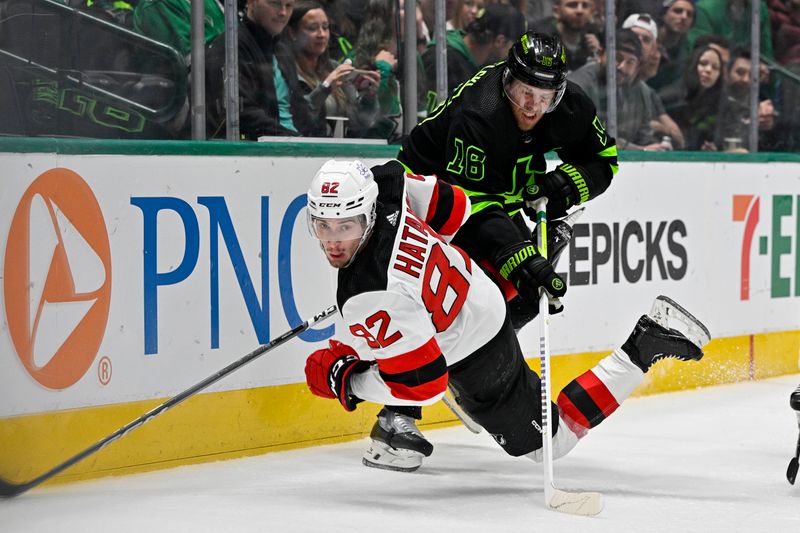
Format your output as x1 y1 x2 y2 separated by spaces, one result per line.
2 374 799 532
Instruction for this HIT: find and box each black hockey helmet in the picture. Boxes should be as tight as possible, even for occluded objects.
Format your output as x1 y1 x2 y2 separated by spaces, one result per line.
505 32 568 113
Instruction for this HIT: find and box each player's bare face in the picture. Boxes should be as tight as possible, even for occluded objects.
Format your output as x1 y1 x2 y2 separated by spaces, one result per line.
505 80 555 131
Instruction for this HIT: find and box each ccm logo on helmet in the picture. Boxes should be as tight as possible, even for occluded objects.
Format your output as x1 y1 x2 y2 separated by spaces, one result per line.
320 182 340 194
318 202 342 208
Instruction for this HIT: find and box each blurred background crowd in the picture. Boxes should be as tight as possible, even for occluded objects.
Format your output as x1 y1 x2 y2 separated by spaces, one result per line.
0 0 798 152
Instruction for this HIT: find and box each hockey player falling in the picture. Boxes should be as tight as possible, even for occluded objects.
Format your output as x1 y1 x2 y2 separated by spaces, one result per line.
303 159 711 482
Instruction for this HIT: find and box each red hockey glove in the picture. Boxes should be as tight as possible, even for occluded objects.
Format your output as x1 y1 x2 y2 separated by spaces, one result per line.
305 340 371 411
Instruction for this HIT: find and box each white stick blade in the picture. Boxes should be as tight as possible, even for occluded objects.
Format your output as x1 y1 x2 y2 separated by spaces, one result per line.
548 489 604 516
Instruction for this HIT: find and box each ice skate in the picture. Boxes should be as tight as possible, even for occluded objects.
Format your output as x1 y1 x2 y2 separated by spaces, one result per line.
362 408 433 473
622 296 710 373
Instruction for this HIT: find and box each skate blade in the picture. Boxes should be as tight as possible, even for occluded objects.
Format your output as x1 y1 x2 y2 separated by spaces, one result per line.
787 456 798 485
649 295 711 349
362 442 423 473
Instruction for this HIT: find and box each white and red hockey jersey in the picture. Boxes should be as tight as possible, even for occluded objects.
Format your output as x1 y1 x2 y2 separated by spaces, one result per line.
338 161 507 407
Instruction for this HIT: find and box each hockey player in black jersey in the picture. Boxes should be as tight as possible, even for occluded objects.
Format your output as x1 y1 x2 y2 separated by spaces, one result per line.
303 159 710 473
387 32 620 465
399 31 617 318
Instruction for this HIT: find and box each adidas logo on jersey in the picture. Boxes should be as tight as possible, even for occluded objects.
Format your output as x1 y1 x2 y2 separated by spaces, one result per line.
386 211 399 226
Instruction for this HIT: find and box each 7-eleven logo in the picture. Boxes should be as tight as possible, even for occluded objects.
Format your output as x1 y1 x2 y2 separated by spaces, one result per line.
733 194 799 301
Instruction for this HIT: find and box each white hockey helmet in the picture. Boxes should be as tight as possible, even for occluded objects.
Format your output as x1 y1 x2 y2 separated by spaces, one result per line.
306 159 379 244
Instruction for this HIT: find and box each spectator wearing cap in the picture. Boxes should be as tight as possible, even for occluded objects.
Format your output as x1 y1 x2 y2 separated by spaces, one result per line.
688 0 774 60
623 12 687 147
622 13 661 81
570 28 672 150
421 2 526 112
650 0 696 92
529 0 603 72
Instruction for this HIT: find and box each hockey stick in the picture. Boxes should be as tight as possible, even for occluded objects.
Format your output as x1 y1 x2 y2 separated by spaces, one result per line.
437 207 586 436
0 305 338 499
533 198 604 516
443 386 482 434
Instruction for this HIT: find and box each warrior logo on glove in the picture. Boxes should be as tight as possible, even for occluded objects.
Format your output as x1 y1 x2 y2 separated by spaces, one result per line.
494 240 566 305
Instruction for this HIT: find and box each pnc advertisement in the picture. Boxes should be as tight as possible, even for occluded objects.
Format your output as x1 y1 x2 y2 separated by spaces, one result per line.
1 155 798 418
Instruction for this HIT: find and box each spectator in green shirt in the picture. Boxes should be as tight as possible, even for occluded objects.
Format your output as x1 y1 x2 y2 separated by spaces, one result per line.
688 0 773 60
133 0 225 60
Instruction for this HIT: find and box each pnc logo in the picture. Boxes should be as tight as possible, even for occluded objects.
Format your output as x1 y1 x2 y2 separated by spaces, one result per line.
4 168 111 389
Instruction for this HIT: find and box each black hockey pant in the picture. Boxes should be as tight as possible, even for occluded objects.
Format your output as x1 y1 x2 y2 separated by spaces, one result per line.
447 314 556 457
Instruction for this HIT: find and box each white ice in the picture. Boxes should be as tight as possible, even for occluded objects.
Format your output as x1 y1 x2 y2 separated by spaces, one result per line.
2 374 799 533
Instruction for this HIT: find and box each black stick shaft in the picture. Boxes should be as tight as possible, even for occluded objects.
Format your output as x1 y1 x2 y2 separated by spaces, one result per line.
0 305 337 498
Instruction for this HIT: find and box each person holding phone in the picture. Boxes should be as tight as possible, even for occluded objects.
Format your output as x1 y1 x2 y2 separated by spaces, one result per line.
288 0 382 137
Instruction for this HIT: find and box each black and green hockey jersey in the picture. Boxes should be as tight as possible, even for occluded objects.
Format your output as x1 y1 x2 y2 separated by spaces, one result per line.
397 61 618 262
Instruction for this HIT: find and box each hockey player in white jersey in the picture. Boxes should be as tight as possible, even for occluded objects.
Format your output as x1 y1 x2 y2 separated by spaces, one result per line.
304 159 710 473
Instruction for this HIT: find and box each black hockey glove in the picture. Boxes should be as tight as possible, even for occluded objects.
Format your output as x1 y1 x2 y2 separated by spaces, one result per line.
493 241 567 305
523 167 578 220
507 214 581 328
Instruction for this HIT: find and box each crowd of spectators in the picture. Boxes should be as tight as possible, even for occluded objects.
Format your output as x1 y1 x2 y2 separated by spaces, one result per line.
5 0 800 150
